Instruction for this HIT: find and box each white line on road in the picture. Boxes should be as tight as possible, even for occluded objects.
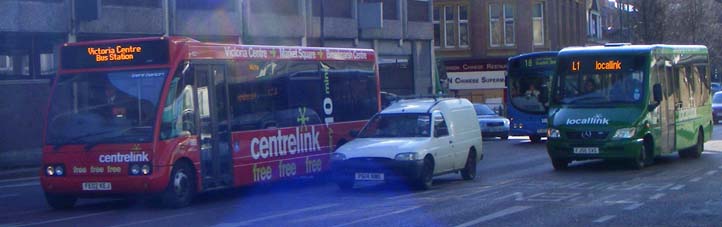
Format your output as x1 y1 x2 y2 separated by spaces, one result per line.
0 176 38 184
0 182 39 189
214 203 339 227
670 184 686 190
649 193 665 200
706 170 717 176
386 189 439 200
454 206 533 227
593 215 616 223
624 203 644 210
0 193 19 199
22 211 115 226
690 177 703 182
330 206 422 227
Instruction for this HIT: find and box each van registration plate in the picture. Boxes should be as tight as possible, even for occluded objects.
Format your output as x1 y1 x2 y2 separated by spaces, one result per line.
355 173 384 181
573 147 599 154
82 182 112 191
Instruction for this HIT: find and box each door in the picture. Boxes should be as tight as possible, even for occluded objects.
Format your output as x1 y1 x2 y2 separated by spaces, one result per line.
663 65 676 152
431 112 454 173
194 63 233 189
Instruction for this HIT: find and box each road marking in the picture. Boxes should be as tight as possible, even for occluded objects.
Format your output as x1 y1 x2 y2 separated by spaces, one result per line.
649 193 665 200
330 206 421 227
386 190 439 200
0 193 19 199
670 185 686 190
690 177 703 182
624 202 644 210
593 215 616 223
706 170 717 176
0 182 39 189
22 211 115 226
214 203 339 226
0 176 38 184
454 206 533 227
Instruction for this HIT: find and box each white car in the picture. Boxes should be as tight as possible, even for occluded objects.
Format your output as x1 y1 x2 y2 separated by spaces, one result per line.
330 98 483 190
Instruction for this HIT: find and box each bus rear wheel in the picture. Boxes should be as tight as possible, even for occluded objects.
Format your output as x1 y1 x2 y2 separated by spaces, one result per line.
161 161 196 208
45 193 77 210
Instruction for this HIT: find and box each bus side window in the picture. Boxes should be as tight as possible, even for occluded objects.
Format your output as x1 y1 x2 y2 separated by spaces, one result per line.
161 64 196 139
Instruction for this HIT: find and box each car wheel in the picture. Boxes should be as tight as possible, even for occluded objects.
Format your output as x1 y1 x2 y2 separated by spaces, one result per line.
161 161 196 208
415 158 434 190
461 151 477 180
551 158 569 170
45 193 77 210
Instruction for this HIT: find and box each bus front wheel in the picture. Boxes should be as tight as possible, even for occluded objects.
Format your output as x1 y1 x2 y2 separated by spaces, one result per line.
45 193 77 209
161 161 196 208
551 158 569 170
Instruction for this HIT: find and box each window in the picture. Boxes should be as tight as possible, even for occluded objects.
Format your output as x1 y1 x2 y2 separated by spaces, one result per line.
433 113 449 137
103 0 161 8
366 0 398 20
249 0 297 14
489 3 501 47
444 6 456 47
177 0 236 11
458 5 469 47
408 0 430 22
0 56 9 71
433 7 441 47
533 2 545 46
312 0 352 18
503 3 515 46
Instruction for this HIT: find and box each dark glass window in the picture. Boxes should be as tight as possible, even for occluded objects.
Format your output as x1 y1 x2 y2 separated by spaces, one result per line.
312 0 352 18
176 0 236 11
249 0 298 15
408 0 430 21
104 0 161 8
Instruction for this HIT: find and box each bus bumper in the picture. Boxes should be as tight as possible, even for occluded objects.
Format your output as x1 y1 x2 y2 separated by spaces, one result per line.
511 128 547 137
546 138 643 161
40 166 171 196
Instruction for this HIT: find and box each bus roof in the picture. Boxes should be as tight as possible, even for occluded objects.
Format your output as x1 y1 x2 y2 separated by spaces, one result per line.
508 51 558 61
559 44 708 57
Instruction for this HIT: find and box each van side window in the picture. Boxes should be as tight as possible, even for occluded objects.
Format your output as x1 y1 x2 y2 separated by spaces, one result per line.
433 113 449 137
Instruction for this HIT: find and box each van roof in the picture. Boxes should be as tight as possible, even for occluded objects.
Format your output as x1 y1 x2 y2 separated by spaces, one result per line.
381 98 454 114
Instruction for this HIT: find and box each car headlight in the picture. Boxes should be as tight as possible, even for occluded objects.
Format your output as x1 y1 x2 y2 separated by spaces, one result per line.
548 128 561 138
330 152 347 161
613 127 636 139
395 152 419 161
503 119 510 126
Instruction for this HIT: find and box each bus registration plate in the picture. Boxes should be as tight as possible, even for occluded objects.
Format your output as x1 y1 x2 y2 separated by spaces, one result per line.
573 147 599 154
82 182 112 191
355 173 384 181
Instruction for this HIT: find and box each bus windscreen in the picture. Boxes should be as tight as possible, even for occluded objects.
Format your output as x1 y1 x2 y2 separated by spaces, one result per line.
61 39 169 69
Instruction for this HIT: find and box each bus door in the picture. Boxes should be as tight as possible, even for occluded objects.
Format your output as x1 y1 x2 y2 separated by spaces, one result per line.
194 63 233 189
661 64 676 152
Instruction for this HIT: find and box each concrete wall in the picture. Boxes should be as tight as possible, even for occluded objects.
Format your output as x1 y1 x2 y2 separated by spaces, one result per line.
0 0 69 33
0 80 50 168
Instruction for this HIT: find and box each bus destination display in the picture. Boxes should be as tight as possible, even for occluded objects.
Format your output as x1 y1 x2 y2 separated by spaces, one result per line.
61 39 169 69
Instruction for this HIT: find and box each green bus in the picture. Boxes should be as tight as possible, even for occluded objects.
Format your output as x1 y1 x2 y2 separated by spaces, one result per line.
547 44 712 170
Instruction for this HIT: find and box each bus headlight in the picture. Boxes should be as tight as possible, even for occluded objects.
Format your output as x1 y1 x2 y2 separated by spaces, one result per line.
46 166 55 176
395 152 419 161
613 127 636 139
129 162 152 176
330 152 347 161
130 164 141 175
548 129 561 138
54 165 64 176
141 164 151 175
45 164 65 176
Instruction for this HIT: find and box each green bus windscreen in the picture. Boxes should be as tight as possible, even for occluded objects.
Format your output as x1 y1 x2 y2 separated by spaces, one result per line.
61 39 169 70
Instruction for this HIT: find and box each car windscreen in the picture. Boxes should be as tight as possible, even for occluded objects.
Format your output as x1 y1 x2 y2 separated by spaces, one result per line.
358 113 431 138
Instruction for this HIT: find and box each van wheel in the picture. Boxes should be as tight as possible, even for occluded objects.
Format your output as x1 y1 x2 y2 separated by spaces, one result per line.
551 158 569 170
415 158 434 190
45 193 77 209
161 162 196 208
461 151 477 180
530 136 542 143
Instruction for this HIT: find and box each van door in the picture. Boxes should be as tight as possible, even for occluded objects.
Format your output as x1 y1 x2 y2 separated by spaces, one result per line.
431 112 454 173
194 63 233 189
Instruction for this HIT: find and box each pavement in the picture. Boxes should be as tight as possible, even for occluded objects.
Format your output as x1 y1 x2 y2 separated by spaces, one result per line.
0 166 38 180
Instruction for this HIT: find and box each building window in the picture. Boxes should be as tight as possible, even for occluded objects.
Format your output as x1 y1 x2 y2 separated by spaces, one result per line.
533 2 545 46
312 0 352 18
444 6 456 47
489 3 501 47
408 0 430 22
0 56 9 71
103 0 161 8
433 7 440 47
249 0 297 15
503 3 515 46
589 12 601 39
458 5 469 47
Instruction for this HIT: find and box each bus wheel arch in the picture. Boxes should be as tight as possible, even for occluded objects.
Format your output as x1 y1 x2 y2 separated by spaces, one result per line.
161 158 197 208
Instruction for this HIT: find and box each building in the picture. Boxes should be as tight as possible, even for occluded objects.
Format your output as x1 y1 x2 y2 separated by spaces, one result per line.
0 0 434 167
433 0 588 104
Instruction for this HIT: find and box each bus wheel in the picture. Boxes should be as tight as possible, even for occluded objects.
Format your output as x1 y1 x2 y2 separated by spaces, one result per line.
529 136 542 143
631 145 647 170
45 193 76 209
690 131 704 159
161 162 196 208
551 158 569 170
461 150 477 180
501 135 509 140
415 157 434 190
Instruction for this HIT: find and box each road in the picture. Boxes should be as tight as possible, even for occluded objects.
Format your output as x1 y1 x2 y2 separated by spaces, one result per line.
3 126 722 226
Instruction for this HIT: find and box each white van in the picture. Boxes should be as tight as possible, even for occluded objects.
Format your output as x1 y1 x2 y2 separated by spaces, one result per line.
330 98 483 190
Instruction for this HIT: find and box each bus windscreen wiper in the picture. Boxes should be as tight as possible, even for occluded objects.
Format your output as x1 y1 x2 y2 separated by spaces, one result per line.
52 129 118 151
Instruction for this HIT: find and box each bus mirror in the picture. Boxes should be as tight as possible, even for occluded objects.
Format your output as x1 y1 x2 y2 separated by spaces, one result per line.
349 130 359 137
653 84 662 102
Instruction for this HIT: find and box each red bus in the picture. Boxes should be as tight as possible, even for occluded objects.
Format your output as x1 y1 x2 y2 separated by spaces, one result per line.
41 37 380 209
